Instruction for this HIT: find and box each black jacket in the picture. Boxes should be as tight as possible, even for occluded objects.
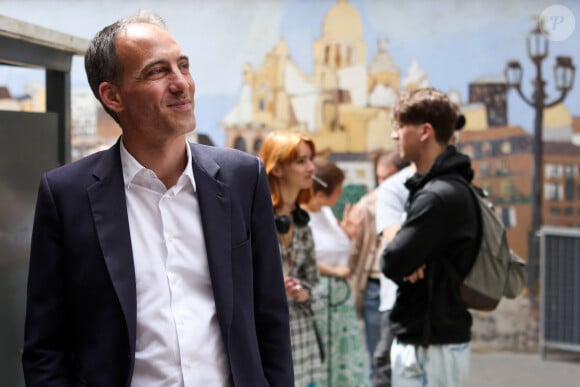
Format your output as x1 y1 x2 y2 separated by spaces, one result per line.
382 146 480 345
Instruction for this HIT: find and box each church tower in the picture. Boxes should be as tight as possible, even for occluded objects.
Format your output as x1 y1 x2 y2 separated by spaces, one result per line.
312 0 367 91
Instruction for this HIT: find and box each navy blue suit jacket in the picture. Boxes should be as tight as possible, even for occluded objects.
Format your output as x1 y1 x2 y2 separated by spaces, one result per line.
22 140 293 386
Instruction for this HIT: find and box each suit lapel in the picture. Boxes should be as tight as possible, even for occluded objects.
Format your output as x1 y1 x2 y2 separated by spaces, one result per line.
84 141 234 355
87 140 137 355
189 143 233 335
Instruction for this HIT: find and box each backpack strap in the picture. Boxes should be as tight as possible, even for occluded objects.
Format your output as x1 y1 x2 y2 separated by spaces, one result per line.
421 175 482 345
430 175 484 286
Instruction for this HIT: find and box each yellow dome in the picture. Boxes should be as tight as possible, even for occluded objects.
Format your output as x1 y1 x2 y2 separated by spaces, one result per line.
322 0 363 40
543 103 571 128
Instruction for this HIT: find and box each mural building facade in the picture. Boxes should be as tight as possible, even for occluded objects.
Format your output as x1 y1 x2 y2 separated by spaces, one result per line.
1 0 579 263
221 0 579 261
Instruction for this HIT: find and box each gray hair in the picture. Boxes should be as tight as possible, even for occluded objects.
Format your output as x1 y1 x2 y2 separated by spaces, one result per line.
84 11 166 123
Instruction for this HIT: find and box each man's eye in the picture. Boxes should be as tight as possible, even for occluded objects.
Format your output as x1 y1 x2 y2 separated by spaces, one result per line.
148 67 166 76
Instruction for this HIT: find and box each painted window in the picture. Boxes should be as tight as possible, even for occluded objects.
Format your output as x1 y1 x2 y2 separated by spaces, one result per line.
545 164 561 178
564 180 574 201
253 138 262 154
480 162 489 176
500 179 515 196
500 140 511 154
545 183 561 201
234 136 247 152
499 206 517 227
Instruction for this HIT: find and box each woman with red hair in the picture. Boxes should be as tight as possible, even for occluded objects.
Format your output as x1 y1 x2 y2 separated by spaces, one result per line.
259 131 322 387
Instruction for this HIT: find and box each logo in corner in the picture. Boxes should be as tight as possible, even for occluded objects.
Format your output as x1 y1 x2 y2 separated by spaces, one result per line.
539 5 575 41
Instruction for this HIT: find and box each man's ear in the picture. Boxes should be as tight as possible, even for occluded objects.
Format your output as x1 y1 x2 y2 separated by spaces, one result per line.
98 82 124 113
420 123 434 142
314 190 327 203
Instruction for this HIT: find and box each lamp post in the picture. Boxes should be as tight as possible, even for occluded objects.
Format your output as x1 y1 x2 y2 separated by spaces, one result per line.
504 21 575 306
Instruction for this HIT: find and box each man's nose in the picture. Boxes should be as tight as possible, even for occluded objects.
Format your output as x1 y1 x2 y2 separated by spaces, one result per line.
168 69 190 93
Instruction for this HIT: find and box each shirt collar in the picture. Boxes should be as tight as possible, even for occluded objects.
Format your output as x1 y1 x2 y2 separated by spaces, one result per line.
119 138 196 192
182 142 196 192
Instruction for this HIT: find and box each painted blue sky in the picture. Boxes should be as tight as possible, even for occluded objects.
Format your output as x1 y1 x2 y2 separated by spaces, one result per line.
1 0 579 146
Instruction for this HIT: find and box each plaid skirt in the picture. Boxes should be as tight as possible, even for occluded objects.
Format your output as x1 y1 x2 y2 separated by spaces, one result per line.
289 304 323 387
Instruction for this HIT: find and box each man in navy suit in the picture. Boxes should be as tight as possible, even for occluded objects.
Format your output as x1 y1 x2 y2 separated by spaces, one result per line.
22 11 293 387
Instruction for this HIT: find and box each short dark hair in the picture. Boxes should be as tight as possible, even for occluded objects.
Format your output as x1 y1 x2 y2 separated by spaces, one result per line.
374 149 409 172
84 11 166 123
313 157 345 196
392 88 459 144
367 149 409 186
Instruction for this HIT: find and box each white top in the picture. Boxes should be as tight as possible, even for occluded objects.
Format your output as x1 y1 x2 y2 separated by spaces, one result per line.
375 165 414 234
308 206 350 267
375 166 414 311
121 141 230 387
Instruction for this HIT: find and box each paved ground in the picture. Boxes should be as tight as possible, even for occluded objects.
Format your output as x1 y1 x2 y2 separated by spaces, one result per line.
465 351 580 387
454 294 580 386
466 295 580 386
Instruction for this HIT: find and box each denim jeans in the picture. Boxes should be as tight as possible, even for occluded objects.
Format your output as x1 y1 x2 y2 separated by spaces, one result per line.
390 340 470 387
372 310 394 387
363 279 383 375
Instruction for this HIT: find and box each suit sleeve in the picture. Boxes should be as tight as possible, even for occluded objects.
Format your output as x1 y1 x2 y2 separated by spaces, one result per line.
22 174 75 386
250 158 294 386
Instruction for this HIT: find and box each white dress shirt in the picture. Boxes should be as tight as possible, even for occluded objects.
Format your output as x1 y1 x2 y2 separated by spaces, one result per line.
120 141 230 387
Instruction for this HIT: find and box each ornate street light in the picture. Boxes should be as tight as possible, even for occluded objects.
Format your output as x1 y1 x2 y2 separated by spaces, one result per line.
504 21 575 305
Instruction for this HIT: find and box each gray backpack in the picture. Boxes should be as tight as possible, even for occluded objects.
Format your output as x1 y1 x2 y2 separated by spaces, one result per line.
442 176 527 311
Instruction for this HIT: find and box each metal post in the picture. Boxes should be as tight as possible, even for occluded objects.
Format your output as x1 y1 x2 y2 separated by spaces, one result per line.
528 57 545 303
505 20 575 310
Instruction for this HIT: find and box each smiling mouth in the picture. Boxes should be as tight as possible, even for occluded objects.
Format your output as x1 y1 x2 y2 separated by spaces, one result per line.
168 99 192 108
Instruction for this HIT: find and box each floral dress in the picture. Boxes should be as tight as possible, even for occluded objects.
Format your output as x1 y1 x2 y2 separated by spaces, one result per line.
308 206 371 387
280 222 322 387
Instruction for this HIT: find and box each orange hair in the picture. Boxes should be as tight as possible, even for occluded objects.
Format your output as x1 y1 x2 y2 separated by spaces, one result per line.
259 131 315 211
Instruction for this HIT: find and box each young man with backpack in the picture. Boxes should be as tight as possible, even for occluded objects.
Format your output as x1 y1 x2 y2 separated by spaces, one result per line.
381 88 479 387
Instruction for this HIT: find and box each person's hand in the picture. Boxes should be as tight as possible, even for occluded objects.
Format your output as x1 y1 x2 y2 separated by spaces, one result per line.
333 264 351 279
285 277 309 303
340 203 364 238
403 264 426 283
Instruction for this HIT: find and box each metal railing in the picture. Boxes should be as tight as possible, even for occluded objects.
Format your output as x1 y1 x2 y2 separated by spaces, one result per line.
539 226 580 358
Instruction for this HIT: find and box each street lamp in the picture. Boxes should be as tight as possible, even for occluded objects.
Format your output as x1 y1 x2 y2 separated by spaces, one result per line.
504 21 575 306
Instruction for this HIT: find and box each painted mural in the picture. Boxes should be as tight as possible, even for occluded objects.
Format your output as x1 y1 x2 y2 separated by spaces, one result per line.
1 0 579 261
2 0 580 362
222 1 402 156
217 0 580 262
